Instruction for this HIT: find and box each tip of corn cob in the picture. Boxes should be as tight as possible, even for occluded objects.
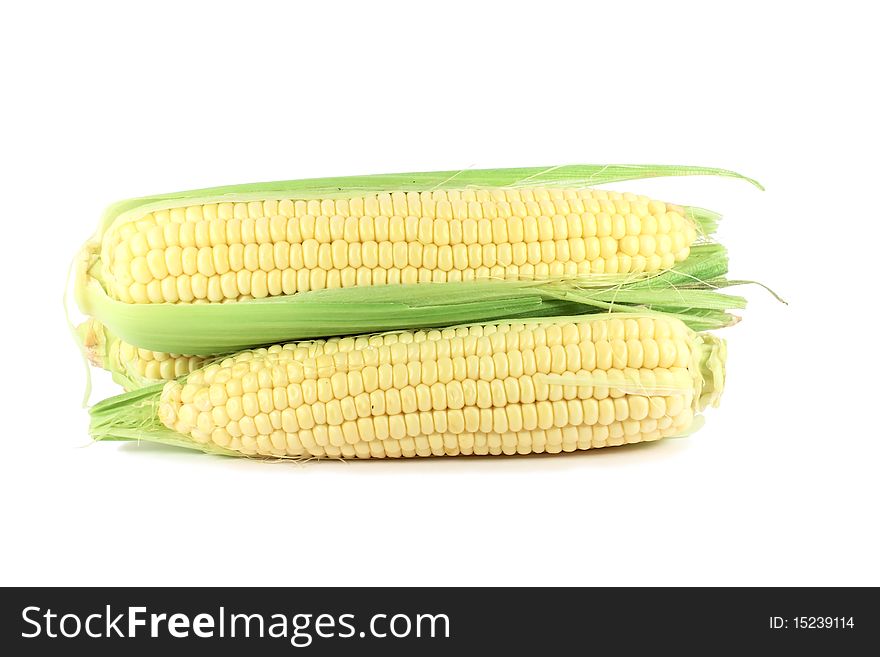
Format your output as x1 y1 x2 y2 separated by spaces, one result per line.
73 241 102 316
88 384 239 457
76 319 107 369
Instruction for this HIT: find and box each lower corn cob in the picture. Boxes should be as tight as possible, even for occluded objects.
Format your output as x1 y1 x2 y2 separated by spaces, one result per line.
90 313 725 459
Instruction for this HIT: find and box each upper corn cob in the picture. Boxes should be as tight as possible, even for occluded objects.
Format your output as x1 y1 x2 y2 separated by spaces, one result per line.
75 165 757 353
90 313 725 459
101 188 699 304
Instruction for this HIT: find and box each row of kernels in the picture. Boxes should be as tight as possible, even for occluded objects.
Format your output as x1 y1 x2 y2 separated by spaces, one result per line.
286 317 685 370
120 258 667 303
208 415 683 458
124 236 660 280
116 237 647 283
217 316 687 367
117 343 204 380
277 337 691 391
119 342 173 362
222 398 684 446
273 336 690 383
269 316 678 358
120 265 554 302
137 188 662 226
270 368 691 418
116 269 292 303
139 356 204 380
118 209 689 258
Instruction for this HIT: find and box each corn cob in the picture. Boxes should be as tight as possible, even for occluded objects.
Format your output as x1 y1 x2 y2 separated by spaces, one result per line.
90 313 726 459
101 187 700 305
77 320 207 390
75 165 756 353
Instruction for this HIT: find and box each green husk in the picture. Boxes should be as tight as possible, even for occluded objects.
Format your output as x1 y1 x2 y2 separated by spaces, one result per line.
687 207 722 237
93 164 761 235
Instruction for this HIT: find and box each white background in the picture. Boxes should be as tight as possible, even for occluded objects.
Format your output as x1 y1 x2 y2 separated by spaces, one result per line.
1 0 877 587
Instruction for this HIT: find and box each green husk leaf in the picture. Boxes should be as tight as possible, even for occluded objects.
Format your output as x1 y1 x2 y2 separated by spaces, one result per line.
96 164 761 234
687 207 723 237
